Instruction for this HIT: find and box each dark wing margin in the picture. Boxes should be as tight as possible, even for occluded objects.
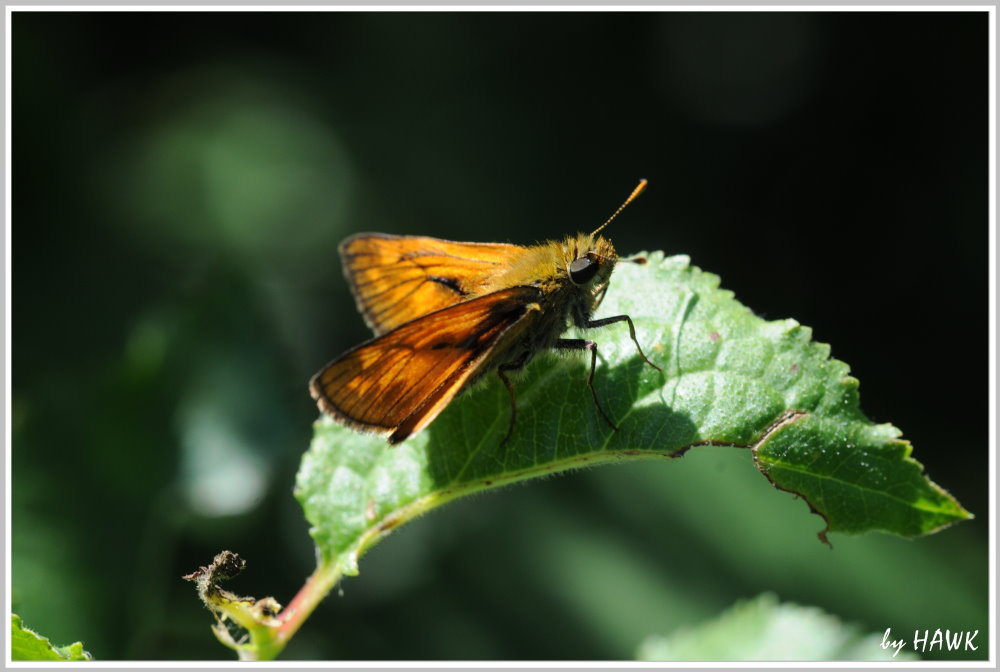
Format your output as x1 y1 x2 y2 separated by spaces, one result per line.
310 286 542 443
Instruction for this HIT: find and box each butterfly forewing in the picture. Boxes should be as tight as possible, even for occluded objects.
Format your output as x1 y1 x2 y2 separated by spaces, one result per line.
339 233 529 335
310 285 542 443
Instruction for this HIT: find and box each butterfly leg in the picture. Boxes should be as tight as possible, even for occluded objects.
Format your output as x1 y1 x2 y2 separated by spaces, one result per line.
555 338 618 431
583 314 662 373
497 350 531 446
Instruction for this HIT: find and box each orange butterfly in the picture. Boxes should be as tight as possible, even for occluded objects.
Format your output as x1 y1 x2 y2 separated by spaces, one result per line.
310 180 660 444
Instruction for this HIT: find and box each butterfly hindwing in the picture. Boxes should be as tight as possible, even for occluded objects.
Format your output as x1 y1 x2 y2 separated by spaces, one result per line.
310 285 542 443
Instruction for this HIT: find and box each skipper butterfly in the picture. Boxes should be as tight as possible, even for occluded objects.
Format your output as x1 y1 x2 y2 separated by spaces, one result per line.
310 180 660 444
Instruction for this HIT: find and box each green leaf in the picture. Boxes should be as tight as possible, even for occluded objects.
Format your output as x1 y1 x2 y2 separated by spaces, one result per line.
11 613 92 661
636 593 918 661
296 252 970 575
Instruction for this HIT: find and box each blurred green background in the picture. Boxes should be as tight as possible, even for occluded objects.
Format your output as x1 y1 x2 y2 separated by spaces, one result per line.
11 10 988 660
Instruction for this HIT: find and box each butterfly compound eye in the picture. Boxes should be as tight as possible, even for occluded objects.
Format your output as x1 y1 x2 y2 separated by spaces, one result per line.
568 256 599 285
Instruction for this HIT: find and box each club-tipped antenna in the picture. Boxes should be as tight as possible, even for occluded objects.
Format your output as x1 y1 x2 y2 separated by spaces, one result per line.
591 179 647 237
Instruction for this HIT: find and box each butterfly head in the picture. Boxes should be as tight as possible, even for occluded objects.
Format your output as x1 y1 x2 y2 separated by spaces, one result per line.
564 178 645 288
565 233 617 288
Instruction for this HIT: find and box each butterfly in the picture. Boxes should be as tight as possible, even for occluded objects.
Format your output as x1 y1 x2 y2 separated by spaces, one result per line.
310 180 660 444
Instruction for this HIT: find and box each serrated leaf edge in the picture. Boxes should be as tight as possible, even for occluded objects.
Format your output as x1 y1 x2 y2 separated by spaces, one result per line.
751 412 973 545
11 613 92 661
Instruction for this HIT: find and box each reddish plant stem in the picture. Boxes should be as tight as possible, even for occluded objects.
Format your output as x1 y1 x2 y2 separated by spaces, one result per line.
273 559 341 650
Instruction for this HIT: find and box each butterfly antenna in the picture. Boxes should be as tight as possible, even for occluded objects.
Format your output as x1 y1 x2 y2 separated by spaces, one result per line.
591 178 648 236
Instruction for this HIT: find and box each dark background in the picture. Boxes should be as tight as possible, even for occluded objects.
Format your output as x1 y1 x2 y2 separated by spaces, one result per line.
11 11 989 660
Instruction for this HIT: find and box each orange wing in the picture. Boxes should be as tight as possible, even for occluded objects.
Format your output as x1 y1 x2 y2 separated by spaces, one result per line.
310 286 542 444
339 233 530 335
